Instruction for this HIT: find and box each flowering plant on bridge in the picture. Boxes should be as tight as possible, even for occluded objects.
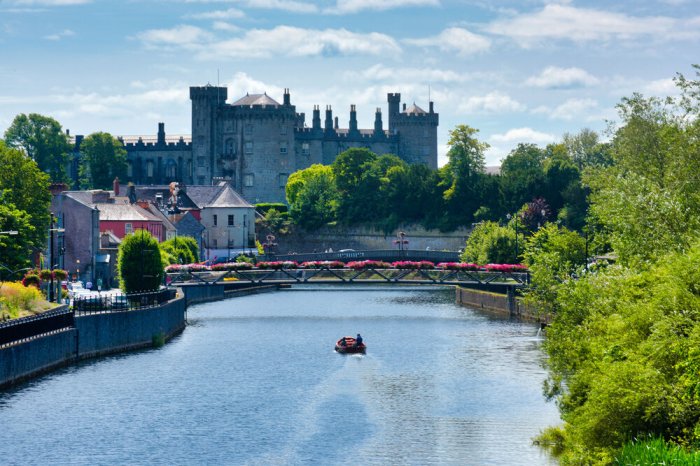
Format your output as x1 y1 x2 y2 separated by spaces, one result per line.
299 260 345 269
211 262 254 271
347 260 391 270
257 261 298 270
437 262 481 271
185 264 210 272
484 264 528 272
392 261 435 269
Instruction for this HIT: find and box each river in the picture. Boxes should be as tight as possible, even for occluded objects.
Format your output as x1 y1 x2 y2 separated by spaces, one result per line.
0 285 559 465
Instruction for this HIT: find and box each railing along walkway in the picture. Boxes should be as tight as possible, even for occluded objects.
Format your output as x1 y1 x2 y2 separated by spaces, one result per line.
168 267 530 288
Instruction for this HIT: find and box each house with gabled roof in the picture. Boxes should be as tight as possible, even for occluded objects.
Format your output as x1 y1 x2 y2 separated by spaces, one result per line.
184 182 256 260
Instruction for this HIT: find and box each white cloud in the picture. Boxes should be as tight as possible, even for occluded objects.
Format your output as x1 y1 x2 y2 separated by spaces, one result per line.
490 127 556 144
325 0 439 15
357 64 469 84
212 21 241 32
240 0 318 13
458 91 525 114
137 25 212 48
533 98 598 120
404 27 490 56
485 4 700 46
525 66 599 89
642 78 678 96
202 26 401 59
187 8 245 20
43 28 75 41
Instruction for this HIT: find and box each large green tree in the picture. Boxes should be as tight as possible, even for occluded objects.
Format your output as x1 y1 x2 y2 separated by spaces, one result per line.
439 124 489 228
499 143 547 213
286 164 339 230
3 113 72 182
117 229 164 293
79 132 128 190
0 140 51 257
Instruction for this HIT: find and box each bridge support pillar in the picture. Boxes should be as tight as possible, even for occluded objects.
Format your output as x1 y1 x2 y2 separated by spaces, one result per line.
507 287 518 317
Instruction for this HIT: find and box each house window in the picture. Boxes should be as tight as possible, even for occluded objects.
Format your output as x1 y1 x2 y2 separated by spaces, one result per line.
279 173 288 187
228 214 234 226
302 143 310 156
245 142 253 154
213 214 218 226
244 174 254 187
125 223 133 235
280 143 287 154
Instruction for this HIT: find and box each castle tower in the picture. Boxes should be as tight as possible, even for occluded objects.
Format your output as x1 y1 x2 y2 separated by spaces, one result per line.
324 106 333 133
312 105 321 130
190 85 227 185
349 105 358 134
387 93 401 134
374 108 383 136
391 98 439 169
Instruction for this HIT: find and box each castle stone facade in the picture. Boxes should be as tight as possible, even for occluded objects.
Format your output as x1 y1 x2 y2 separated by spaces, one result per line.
75 86 439 204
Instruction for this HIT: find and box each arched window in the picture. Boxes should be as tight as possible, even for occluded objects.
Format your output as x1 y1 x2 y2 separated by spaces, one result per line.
165 160 177 179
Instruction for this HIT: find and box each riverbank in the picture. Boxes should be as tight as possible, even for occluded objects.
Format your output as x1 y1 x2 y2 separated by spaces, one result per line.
456 286 546 323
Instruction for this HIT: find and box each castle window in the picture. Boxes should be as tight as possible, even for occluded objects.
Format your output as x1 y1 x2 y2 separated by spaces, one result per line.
302 143 310 156
280 125 287 135
213 215 218 226
280 143 287 154
127 161 133 177
244 124 252 136
228 215 234 226
279 173 288 187
165 160 177 179
147 161 154 177
244 174 254 187
225 138 235 155
245 142 253 154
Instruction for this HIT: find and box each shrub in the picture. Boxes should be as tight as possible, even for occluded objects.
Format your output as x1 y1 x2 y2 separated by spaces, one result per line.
22 273 41 288
117 229 164 293
0 281 42 314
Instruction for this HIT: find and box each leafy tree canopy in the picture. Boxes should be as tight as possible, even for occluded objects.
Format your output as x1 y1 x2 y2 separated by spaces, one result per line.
117 229 163 293
3 113 72 182
78 132 128 190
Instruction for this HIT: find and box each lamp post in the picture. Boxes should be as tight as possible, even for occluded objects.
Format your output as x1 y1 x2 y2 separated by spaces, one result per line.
48 213 65 302
394 231 408 256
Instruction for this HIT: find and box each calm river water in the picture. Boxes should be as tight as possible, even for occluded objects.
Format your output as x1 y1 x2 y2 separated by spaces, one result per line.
0 286 559 465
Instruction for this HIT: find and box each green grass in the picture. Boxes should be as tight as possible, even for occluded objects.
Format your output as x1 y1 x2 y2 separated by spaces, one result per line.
615 436 700 465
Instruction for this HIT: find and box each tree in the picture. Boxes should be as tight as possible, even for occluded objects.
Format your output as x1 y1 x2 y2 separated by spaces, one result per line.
3 113 72 182
0 141 51 256
461 221 517 264
117 229 163 293
79 132 128 190
160 236 198 265
499 143 546 213
0 201 34 276
286 164 339 230
562 128 612 169
332 148 381 223
440 124 489 228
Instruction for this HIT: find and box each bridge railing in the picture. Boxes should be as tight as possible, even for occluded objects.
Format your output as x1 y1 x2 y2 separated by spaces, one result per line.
167 266 530 288
0 307 75 348
71 289 176 315
272 249 461 263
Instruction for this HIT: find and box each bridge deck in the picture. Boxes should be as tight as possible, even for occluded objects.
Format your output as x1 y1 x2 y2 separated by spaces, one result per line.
168 267 529 288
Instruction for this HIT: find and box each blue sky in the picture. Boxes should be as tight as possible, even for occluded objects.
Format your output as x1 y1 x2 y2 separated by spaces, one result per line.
1 0 698 167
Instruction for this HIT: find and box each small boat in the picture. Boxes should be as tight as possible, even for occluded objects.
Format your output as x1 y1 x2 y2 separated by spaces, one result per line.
335 336 366 354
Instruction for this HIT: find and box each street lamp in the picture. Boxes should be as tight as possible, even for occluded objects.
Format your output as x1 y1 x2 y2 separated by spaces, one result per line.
394 231 408 256
48 213 65 302
263 234 277 260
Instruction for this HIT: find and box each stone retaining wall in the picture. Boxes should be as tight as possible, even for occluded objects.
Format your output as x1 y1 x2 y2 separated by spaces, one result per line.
456 286 542 322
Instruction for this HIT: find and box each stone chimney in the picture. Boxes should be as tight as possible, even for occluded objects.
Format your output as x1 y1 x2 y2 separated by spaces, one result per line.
113 177 120 196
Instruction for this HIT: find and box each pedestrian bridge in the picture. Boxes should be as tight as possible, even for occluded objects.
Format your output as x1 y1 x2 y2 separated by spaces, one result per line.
167 266 529 290
271 249 461 264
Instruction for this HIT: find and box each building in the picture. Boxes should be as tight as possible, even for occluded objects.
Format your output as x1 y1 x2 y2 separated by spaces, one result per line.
71 87 439 204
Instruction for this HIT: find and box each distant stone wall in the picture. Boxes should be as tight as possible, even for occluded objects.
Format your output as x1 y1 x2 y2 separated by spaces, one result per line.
277 224 469 254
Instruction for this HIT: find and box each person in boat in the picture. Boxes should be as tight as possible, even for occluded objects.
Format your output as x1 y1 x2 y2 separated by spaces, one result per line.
355 333 363 347
339 337 347 347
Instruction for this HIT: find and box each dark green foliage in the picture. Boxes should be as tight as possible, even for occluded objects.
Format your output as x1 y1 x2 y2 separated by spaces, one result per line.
78 132 128 190
3 113 72 182
0 141 51 262
461 221 517 264
160 236 198 265
255 203 288 214
117 229 164 293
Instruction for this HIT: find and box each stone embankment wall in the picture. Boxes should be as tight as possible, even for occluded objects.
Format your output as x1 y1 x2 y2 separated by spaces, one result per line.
456 286 543 322
276 224 469 254
0 296 186 389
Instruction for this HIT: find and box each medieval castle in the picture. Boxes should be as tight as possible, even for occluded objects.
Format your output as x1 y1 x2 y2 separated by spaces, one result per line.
73 86 439 204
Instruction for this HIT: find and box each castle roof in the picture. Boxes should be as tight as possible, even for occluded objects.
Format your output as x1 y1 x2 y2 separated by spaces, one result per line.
231 93 280 107
404 103 427 115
